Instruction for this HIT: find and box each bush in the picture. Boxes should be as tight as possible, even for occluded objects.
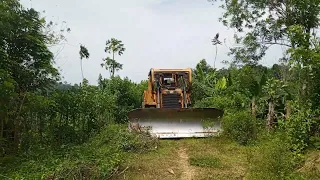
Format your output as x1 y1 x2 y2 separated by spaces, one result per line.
278 103 317 154
0 124 158 179
51 124 158 179
247 133 302 179
222 111 258 145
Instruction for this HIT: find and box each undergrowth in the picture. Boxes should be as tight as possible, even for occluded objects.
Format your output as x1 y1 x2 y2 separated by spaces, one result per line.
246 133 301 179
222 111 259 145
0 124 158 179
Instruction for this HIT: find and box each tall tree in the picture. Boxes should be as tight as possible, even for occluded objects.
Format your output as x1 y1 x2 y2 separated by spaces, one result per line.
211 32 222 68
208 0 320 100
101 38 125 78
79 44 90 80
209 0 320 63
0 0 61 148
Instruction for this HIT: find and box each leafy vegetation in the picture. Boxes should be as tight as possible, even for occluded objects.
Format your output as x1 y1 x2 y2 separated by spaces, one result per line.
1 0 320 179
1 124 158 179
222 111 259 145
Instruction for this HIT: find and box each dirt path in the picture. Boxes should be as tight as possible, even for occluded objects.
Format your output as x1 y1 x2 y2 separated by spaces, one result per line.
178 147 195 180
117 138 249 179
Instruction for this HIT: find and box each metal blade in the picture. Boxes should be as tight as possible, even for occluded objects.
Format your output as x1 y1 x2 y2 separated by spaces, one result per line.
128 108 224 138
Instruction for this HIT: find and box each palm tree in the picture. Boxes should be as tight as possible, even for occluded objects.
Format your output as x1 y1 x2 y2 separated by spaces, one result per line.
79 44 90 80
102 38 125 78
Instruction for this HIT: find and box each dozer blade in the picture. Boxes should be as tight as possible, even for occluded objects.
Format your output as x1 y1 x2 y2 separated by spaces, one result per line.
128 108 224 138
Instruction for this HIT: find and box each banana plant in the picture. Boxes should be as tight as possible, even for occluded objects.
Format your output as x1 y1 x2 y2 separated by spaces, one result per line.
262 77 288 130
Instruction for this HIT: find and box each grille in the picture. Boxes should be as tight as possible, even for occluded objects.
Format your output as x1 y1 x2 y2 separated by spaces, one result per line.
162 93 181 108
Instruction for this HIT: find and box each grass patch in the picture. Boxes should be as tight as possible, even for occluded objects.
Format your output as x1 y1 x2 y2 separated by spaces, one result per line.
115 140 183 180
190 156 221 168
184 137 249 179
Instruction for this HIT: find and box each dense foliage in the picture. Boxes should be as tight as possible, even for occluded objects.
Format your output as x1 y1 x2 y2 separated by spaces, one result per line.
0 0 319 179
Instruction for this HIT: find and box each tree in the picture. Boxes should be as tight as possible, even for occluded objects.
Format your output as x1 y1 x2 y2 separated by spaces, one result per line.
209 0 320 102
209 0 320 62
101 38 125 78
79 44 90 80
211 32 222 68
101 57 123 78
0 0 61 149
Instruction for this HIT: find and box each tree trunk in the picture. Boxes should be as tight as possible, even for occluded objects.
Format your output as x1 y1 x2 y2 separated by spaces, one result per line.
39 114 43 143
285 102 291 120
14 92 26 150
112 51 115 78
267 100 275 130
0 112 3 139
0 108 5 139
14 116 22 151
251 97 257 117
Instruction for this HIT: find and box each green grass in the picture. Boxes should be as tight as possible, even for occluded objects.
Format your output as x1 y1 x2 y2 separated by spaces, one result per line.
189 156 221 168
184 137 249 179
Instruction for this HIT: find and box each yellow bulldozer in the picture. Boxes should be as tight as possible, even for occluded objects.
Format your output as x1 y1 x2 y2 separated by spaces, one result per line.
128 68 224 138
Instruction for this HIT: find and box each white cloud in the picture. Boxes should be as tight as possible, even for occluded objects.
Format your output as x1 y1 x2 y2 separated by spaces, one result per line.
21 0 283 85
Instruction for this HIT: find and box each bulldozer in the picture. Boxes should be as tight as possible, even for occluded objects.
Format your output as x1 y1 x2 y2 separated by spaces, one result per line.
128 68 224 138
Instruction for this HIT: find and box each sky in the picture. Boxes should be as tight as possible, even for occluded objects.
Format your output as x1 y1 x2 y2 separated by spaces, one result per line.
21 0 283 85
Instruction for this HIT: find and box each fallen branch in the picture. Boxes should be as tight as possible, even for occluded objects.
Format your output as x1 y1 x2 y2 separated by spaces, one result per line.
118 166 129 176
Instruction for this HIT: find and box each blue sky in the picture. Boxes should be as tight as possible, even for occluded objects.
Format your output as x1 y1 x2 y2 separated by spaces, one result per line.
20 0 283 85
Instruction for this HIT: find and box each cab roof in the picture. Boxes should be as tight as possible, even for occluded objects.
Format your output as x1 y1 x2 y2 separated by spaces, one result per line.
148 68 192 75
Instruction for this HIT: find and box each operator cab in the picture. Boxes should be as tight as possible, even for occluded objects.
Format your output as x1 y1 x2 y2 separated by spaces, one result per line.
162 75 176 89
149 68 192 91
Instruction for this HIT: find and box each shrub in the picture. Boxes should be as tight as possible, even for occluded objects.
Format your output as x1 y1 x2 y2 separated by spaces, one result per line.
247 133 302 179
0 124 158 179
222 111 258 145
278 103 317 154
